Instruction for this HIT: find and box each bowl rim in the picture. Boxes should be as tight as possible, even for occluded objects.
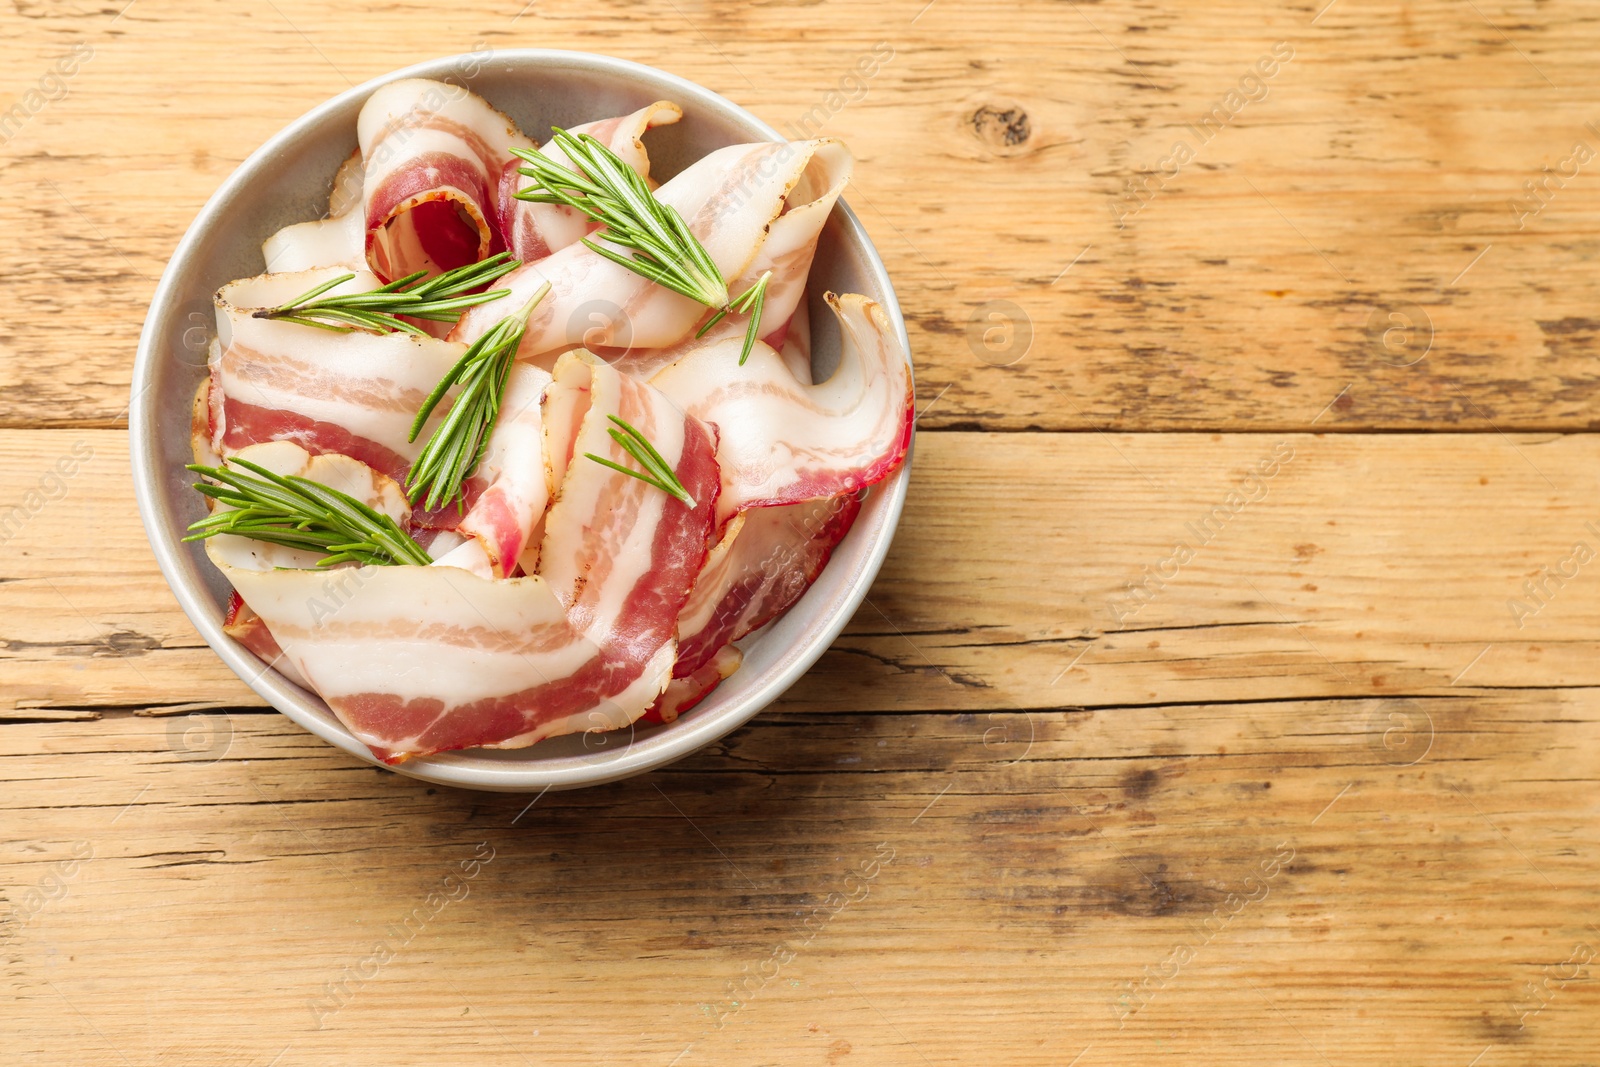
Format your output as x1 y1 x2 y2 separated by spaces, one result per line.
130 49 912 792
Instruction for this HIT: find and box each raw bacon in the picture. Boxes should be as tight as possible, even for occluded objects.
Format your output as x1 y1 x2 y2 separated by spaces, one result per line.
207 269 466 488
495 101 682 262
450 139 852 363
649 292 912 524
537 350 720 652
674 494 861 679
206 268 552 552
358 79 534 281
190 86 912 763
207 428 715 763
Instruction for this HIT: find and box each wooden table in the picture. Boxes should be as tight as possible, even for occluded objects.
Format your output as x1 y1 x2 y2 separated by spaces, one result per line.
4 1 1598 1063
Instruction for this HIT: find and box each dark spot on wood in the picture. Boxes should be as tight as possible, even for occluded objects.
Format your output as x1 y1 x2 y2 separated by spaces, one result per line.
1123 767 1160 799
1475 1012 1530 1045
915 312 962 336
1536 317 1600 336
970 104 1032 151
1097 857 1209 918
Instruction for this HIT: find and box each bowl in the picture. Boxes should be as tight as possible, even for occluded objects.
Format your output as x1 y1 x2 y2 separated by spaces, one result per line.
130 50 913 792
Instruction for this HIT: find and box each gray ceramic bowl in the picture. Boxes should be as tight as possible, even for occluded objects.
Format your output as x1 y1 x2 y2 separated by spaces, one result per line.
131 51 912 791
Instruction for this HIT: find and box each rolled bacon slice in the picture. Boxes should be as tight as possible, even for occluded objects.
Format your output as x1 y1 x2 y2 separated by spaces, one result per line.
358 78 535 281
209 424 715 763
649 291 912 524
495 100 682 262
451 139 852 363
729 147 850 342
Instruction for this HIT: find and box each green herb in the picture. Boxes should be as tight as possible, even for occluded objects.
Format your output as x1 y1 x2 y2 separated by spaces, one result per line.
512 131 771 364
695 270 773 365
255 252 521 336
185 457 430 567
405 283 551 512
583 415 696 508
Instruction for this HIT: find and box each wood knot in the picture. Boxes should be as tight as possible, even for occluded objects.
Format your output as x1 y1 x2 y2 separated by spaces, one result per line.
970 103 1032 153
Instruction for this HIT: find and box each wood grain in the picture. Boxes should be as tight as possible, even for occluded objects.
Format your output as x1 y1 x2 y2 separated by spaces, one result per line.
3 1 1600 430
3 428 1593 716
4 697 1598 1065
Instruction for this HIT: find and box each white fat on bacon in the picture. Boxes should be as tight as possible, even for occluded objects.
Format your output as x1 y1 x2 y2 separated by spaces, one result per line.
729 146 850 341
207 268 553 567
451 139 852 363
535 350 720 646
778 295 813 384
208 269 466 486
207 438 712 763
358 78 535 281
649 291 912 524
497 100 682 262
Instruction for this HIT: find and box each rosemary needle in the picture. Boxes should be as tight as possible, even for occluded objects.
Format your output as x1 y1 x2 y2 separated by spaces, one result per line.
405 282 552 513
185 457 430 567
256 252 521 336
512 131 771 365
695 270 773 365
583 415 697 508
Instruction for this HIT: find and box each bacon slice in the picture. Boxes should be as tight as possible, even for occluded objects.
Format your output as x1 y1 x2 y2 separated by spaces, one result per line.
537 350 720 648
495 101 682 262
358 79 535 281
206 268 548 552
643 644 743 725
649 291 912 524
676 494 862 675
209 427 715 763
641 492 860 721
451 139 852 363
222 591 312 691
729 146 849 341
208 269 466 487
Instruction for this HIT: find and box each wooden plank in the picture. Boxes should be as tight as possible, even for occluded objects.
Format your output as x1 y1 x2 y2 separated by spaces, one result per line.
4 428 1596 714
3 1 1600 430
3 695 1597 1064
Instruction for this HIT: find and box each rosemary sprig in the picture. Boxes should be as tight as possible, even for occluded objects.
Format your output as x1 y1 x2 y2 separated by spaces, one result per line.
511 132 774 365
185 457 431 567
255 252 521 336
405 282 552 512
695 270 772 365
512 131 727 308
584 415 696 508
